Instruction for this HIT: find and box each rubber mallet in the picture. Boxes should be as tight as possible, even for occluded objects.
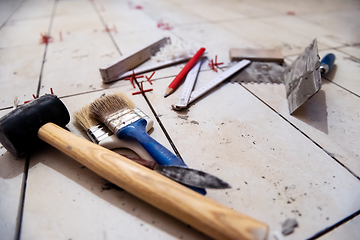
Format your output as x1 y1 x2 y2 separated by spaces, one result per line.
0 94 268 240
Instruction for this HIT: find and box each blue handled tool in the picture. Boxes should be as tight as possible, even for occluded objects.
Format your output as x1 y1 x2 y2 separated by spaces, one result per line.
118 119 186 167
117 119 206 194
89 93 207 195
320 53 336 75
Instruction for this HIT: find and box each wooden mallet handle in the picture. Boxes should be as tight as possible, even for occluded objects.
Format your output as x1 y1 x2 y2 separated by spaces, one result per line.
38 123 269 240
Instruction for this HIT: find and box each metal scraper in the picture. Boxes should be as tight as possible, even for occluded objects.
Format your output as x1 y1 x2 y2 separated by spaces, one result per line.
126 155 231 189
283 39 321 114
153 164 231 189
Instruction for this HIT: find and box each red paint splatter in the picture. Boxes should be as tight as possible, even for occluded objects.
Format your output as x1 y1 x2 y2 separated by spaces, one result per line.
125 70 144 88
157 19 173 30
132 81 153 95
103 25 111 32
162 25 173 30
40 33 53 44
103 25 117 33
128 3 143 10
24 88 55 103
145 71 155 85
287 11 295 15
113 25 118 34
208 55 223 72
24 94 37 103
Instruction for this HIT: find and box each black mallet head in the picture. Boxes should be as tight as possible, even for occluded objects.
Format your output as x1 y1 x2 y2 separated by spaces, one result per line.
0 94 70 157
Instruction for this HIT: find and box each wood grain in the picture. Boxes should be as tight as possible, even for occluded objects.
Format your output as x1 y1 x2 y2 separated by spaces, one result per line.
38 123 269 240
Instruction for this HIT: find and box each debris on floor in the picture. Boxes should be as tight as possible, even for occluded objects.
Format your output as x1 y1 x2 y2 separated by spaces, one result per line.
282 218 299 235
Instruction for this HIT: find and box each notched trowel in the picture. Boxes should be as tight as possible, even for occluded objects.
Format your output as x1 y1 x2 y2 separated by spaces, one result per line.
283 39 321 114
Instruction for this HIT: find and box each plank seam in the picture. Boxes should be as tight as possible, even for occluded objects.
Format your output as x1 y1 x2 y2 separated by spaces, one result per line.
240 83 360 181
0 0 25 30
14 155 30 240
306 209 360 240
91 0 122 56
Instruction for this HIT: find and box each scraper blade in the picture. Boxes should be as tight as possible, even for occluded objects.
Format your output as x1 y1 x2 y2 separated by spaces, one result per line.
283 39 321 114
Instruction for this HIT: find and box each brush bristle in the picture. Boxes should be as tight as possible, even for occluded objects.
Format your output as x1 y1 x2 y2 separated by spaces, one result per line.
89 93 135 122
73 105 100 130
114 92 136 109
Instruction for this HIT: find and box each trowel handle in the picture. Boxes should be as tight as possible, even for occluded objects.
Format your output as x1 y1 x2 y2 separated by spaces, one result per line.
320 53 335 75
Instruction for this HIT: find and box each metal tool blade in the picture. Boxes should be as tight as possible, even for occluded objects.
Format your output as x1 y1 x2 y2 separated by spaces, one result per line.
154 164 231 189
230 61 285 84
283 39 321 114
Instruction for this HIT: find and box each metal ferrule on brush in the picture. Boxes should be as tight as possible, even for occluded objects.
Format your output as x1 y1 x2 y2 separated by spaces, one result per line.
105 108 150 134
87 124 113 144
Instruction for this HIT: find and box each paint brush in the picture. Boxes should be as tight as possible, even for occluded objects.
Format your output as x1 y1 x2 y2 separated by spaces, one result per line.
74 104 230 189
73 103 155 162
89 93 207 195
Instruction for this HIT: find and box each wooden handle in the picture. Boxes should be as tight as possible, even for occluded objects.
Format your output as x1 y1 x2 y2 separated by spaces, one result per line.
38 123 269 240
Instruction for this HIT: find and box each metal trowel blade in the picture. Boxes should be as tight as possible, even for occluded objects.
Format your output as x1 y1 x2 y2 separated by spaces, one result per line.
154 165 231 189
283 39 321 114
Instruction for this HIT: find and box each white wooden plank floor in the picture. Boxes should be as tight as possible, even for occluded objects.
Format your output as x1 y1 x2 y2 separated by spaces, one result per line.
1 0 359 239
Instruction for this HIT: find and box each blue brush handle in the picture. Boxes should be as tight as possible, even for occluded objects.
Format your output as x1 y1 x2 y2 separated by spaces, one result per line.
320 53 336 75
117 119 206 195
